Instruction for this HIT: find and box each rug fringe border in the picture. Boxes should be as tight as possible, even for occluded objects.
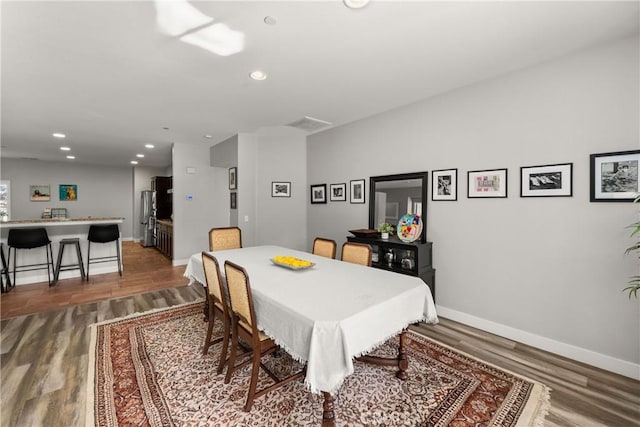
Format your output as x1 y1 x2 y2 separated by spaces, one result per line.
409 327 552 427
85 300 204 426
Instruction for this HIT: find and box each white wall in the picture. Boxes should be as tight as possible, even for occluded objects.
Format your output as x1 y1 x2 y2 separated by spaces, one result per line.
172 142 221 263
0 159 134 237
308 36 640 378
254 127 308 251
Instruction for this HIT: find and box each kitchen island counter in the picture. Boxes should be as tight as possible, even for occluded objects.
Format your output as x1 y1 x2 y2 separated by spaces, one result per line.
1 217 124 285
0 217 124 228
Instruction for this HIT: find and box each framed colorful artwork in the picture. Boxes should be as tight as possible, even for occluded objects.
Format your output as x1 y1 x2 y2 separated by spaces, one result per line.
467 169 508 198
30 184 51 202
59 184 78 201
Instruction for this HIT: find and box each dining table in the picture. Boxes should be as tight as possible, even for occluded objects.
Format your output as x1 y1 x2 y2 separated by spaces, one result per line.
184 245 438 426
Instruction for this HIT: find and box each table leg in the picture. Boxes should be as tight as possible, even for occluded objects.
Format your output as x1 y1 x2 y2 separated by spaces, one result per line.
322 392 336 427
396 330 408 380
355 329 409 380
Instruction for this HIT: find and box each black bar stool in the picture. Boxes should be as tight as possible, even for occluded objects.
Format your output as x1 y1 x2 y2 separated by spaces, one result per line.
86 224 122 280
7 227 54 286
53 238 86 284
1 242 13 293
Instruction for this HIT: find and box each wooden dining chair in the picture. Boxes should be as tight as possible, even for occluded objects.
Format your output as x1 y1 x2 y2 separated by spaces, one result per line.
312 237 337 259
201 252 232 375
223 260 306 412
341 242 373 266
209 227 242 251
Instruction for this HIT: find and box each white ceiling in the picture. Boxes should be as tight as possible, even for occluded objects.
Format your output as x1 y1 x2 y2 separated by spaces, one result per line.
1 1 638 168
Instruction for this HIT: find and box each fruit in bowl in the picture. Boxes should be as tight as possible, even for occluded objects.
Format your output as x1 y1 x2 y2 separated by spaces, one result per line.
272 255 313 268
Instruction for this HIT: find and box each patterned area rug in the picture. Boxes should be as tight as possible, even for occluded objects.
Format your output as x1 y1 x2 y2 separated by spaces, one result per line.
87 302 550 426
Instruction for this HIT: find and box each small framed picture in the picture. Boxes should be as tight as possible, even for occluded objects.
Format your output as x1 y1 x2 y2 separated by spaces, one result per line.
271 182 291 197
590 150 640 202
467 169 508 198
30 184 51 202
329 183 346 202
432 169 457 201
521 163 572 197
59 184 78 201
229 167 237 190
310 184 327 204
350 179 365 204
230 192 237 209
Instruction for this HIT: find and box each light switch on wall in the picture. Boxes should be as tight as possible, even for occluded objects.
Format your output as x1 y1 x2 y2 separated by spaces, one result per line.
244 215 249 222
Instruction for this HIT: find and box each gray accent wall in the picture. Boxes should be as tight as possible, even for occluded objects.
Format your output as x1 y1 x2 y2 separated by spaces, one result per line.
0 159 134 237
307 36 639 377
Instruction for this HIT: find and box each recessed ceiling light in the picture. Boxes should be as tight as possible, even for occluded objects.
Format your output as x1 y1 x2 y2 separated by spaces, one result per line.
131 160 139 165
249 70 267 81
136 153 145 158
53 133 66 139
203 134 213 139
145 144 155 149
66 155 75 159
60 146 71 151
344 0 370 9
162 127 170 130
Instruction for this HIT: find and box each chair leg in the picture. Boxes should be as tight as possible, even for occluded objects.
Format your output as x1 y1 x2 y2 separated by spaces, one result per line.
86 242 91 281
203 299 215 355
53 243 65 284
224 325 239 385
11 247 16 287
217 316 231 375
116 239 122 276
244 349 262 412
47 243 53 286
75 242 86 280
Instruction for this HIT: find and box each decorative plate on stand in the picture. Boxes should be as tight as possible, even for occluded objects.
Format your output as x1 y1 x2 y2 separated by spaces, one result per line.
396 213 423 242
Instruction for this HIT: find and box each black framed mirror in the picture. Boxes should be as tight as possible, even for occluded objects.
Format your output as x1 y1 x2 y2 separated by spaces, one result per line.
369 171 428 243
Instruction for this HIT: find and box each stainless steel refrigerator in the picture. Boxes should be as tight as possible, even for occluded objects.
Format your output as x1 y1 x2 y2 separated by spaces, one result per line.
140 190 156 247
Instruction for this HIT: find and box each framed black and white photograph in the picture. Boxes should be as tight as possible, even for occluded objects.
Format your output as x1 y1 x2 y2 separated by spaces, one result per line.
467 168 508 198
228 167 237 190
329 183 346 202
310 184 327 204
521 163 572 197
590 150 640 202
432 169 457 201
271 182 291 197
230 192 237 209
350 179 365 204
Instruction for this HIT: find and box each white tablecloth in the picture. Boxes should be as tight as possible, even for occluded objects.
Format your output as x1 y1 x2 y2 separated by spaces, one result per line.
184 245 438 394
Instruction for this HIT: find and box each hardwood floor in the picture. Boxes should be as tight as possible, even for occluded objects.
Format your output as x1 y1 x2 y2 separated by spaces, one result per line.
0 241 191 319
1 242 638 426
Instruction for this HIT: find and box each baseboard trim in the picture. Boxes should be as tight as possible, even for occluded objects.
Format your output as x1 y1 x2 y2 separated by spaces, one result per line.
172 258 189 267
435 305 640 380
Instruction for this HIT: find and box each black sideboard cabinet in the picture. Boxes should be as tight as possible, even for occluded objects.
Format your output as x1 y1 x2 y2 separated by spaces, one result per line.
346 235 436 301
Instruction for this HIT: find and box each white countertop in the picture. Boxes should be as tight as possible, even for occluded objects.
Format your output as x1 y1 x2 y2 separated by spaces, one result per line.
0 217 124 229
